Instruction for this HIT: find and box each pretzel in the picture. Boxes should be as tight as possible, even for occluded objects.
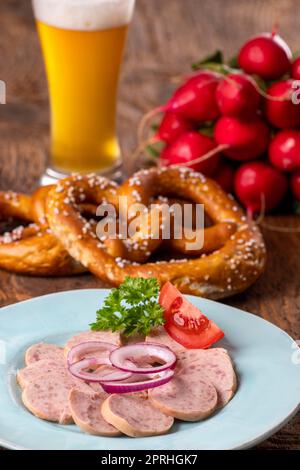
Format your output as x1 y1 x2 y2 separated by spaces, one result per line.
46 167 266 299
167 221 237 255
102 197 237 262
0 189 86 276
32 186 98 226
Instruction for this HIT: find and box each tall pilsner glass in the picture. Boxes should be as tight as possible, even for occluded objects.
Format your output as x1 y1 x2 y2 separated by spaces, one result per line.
32 0 135 183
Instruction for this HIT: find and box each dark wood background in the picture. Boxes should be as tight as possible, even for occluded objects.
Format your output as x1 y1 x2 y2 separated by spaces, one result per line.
0 0 299 449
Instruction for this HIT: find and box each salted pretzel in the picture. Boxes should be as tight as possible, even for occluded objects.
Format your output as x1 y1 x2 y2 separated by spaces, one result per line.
32 186 98 226
102 196 237 263
0 189 87 276
0 181 204 275
46 167 266 299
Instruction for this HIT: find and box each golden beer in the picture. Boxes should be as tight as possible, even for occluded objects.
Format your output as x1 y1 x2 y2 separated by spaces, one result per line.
32 0 135 177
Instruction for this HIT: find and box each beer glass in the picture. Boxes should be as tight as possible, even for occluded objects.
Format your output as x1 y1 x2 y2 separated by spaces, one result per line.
32 0 135 183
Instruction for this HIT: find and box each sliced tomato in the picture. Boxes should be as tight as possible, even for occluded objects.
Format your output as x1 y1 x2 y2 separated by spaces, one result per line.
159 282 224 349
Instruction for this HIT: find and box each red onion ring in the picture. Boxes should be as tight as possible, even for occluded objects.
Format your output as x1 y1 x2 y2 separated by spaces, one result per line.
68 357 132 383
67 340 176 392
109 343 177 374
101 369 175 394
67 341 117 366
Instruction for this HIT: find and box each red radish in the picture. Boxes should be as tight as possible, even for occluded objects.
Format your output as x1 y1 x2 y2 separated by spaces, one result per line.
214 116 270 161
265 80 300 128
291 57 300 80
167 71 220 121
216 73 261 117
238 33 291 80
161 131 220 176
155 112 195 144
138 71 220 141
269 130 300 171
291 171 300 199
130 113 194 169
234 161 288 214
213 161 235 193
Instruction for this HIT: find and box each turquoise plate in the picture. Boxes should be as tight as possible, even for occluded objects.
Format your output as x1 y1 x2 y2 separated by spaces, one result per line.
0 289 299 450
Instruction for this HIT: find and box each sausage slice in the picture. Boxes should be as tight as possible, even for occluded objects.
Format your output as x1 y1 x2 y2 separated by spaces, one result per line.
69 389 121 436
176 348 237 407
17 358 66 389
146 327 186 353
21 369 93 424
146 328 237 407
148 375 218 421
22 372 76 423
101 394 174 437
25 343 64 365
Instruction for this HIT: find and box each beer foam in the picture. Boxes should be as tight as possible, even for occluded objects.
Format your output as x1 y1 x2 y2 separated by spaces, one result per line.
32 0 135 31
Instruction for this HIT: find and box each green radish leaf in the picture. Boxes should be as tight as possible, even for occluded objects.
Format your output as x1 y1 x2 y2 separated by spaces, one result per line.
293 200 300 215
193 62 231 75
228 55 239 69
146 145 160 158
199 128 214 138
198 121 215 137
146 140 165 158
192 50 223 70
151 123 159 132
252 75 268 92
292 50 300 59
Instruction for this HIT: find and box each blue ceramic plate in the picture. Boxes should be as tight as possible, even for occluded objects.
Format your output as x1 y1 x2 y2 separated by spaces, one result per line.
0 289 299 450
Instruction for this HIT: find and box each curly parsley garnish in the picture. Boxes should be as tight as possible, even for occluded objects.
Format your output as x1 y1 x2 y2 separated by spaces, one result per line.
90 277 165 337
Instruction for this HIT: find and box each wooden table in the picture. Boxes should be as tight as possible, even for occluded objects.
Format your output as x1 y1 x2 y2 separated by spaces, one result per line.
0 0 299 450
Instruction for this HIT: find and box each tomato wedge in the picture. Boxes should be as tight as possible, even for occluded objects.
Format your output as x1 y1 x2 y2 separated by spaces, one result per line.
159 282 224 349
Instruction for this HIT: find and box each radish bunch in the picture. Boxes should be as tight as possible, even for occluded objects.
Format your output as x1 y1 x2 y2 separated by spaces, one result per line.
142 31 300 214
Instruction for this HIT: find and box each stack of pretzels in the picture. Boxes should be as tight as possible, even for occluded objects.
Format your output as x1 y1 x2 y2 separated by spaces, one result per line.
0 167 266 299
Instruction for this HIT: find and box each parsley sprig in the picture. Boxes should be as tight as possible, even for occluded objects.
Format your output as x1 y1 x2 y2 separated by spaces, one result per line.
90 277 165 337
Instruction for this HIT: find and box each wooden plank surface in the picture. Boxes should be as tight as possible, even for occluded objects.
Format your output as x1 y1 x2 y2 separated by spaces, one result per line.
0 0 299 449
